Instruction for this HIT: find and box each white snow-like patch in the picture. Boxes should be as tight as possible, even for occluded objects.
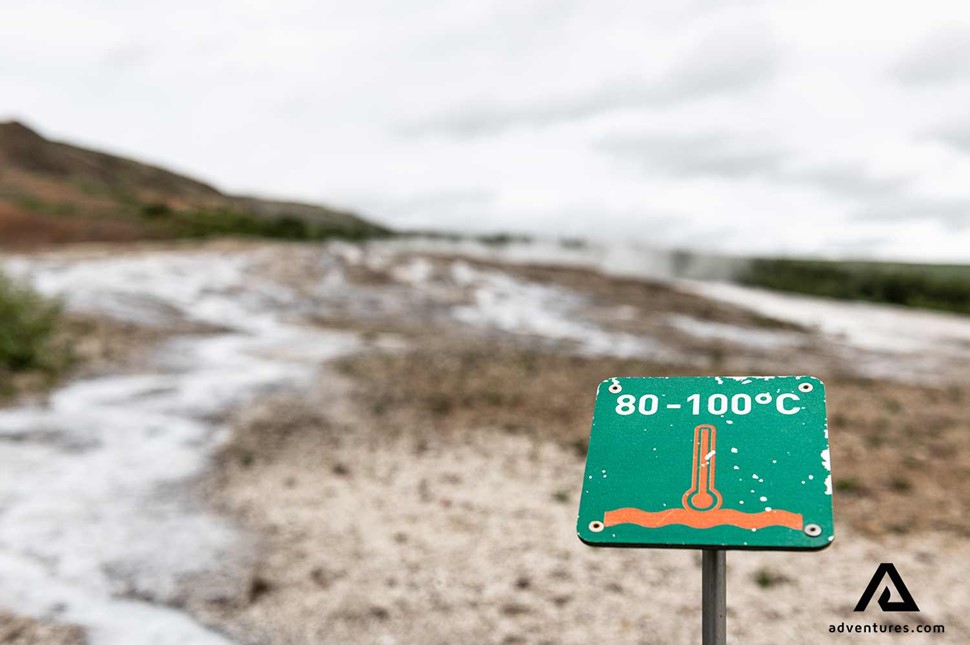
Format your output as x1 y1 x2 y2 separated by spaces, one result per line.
0 249 358 644
681 281 970 355
390 257 434 284
449 261 672 360
679 279 970 382
378 236 742 282
666 314 802 350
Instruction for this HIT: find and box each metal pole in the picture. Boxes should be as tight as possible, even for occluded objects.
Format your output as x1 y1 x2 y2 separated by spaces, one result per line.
702 549 726 645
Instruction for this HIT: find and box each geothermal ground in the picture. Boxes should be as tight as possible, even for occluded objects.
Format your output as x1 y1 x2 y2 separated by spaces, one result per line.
1 240 967 644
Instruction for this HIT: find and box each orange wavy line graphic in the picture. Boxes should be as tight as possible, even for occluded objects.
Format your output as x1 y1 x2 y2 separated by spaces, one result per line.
604 507 804 530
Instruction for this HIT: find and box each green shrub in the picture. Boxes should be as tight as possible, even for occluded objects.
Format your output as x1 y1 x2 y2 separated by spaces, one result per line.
13 194 76 216
740 259 970 315
753 567 790 588
139 206 389 242
834 477 862 493
140 202 173 218
0 271 66 375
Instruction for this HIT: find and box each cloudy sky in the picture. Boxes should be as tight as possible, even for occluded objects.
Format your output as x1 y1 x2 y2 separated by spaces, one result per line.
2 0 970 261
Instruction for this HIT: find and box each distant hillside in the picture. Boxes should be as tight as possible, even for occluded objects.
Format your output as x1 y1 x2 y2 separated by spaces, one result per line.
0 120 389 247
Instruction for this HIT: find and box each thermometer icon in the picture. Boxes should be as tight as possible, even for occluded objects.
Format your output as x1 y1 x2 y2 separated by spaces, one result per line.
682 424 722 512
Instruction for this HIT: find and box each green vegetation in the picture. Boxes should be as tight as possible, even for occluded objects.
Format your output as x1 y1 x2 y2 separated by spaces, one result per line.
12 194 76 216
753 568 790 588
0 272 69 383
741 258 970 315
834 477 862 493
1 120 392 248
552 489 571 504
139 203 390 242
889 476 912 493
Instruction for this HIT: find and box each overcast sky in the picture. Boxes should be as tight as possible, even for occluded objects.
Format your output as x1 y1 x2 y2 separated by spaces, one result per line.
2 0 970 261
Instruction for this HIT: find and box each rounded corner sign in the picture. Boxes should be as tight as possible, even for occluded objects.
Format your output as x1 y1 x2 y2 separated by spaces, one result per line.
577 376 834 551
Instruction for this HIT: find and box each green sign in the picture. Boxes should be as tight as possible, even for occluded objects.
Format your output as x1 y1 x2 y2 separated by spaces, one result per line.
577 376 833 550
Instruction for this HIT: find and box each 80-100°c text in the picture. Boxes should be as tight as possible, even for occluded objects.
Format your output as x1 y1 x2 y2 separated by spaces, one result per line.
614 392 807 417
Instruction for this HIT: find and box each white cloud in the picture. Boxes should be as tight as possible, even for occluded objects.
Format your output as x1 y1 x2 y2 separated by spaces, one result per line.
1 0 969 261
893 27 970 86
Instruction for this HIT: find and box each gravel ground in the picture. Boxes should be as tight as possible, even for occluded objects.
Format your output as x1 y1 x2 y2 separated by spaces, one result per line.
0 611 85 645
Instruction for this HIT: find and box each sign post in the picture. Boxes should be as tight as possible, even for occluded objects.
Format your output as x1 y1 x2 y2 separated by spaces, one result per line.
702 549 726 645
577 376 834 641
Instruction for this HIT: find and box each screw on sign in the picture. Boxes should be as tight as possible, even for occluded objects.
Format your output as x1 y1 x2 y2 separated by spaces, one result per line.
577 376 834 644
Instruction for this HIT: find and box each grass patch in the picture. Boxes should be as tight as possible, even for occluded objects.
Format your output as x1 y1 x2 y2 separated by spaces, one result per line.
0 271 71 393
140 203 390 242
336 341 677 445
552 489 571 504
740 258 970 314
753 568 790 588
13 194 76 216
834 477 863 494
889 476 912 492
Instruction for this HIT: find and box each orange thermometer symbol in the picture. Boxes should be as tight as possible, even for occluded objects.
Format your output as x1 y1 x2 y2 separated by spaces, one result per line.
682 424 722 512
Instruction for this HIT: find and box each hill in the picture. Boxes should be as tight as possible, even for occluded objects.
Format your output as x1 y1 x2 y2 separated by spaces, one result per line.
0 120 389 247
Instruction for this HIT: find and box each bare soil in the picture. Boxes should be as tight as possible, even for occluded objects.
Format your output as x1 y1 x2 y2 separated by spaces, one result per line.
338 342 970 538
195 317 969 642
0 612 85 645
